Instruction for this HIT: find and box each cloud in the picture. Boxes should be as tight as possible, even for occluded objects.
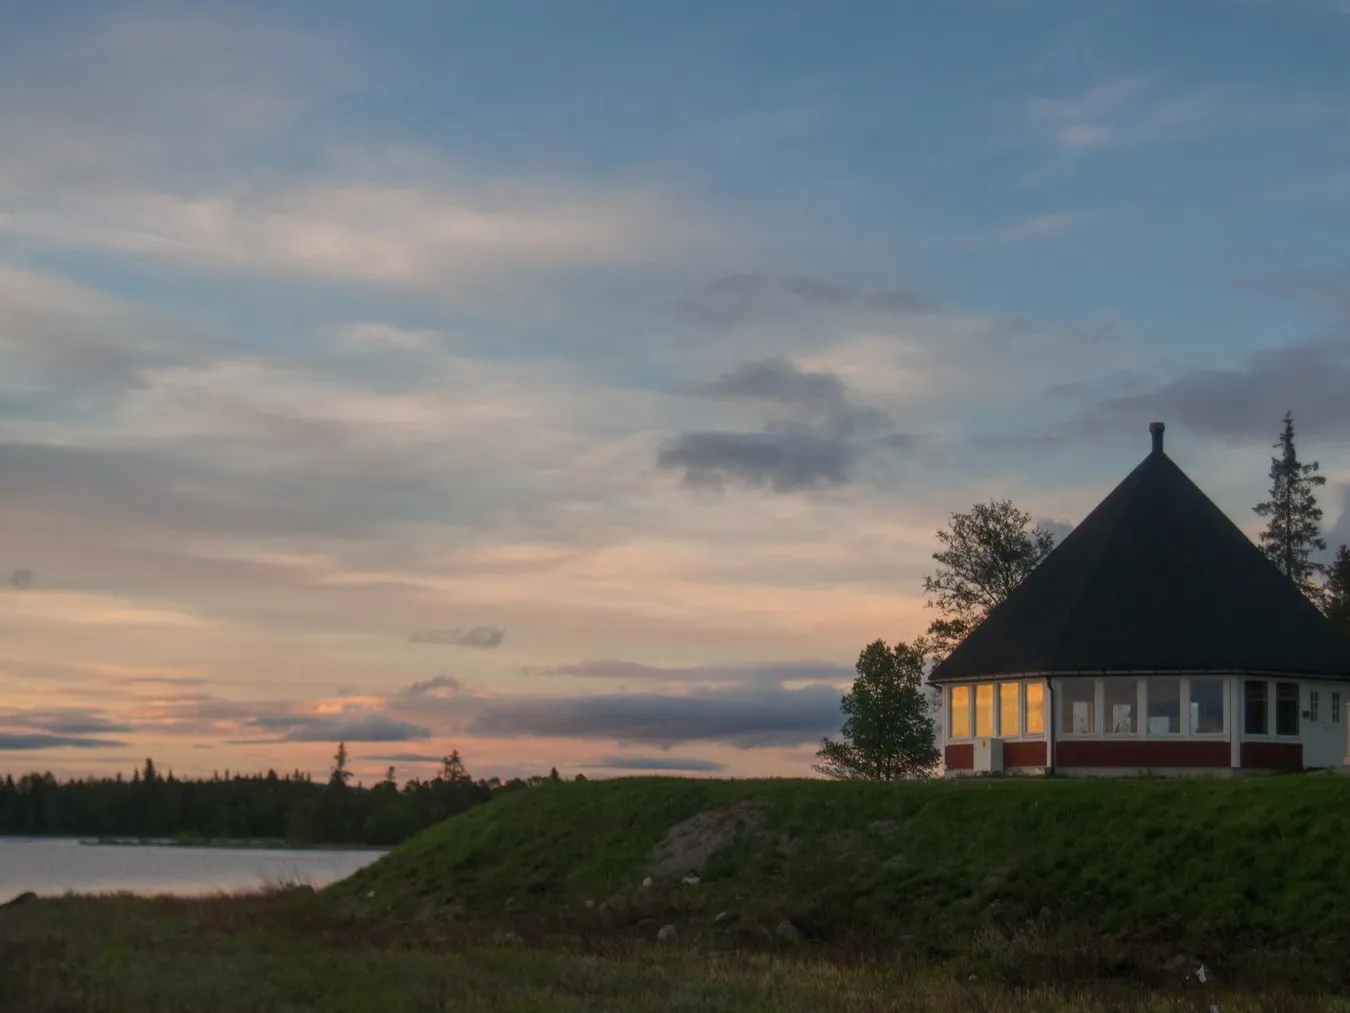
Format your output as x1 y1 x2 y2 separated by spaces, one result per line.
677 273 933 328
1025 76 1336 158
400 675 466 698
9 568 33 589
538 658 853 686
409 626 506 649
0 733 128 750
658 428 857 493
467 685 844 749
586 755 727 772
334 322 437 352
245 711 431 743
950 212 1101 250
1086 339 1350 444
363 752 450 765
0 709 134 736
658 358 909 493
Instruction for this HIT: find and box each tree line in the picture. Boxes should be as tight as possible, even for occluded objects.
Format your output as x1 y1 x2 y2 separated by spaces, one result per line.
816 412 1350 780
0 747 573 846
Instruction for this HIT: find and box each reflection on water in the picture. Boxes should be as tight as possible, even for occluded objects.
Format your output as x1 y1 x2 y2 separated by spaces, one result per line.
0 837 386 899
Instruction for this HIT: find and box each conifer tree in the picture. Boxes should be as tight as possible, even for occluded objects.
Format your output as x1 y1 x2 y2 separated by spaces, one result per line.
1253 411 1327 604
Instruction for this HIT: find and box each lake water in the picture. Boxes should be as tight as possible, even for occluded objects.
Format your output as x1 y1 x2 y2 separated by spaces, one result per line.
0 837 387 899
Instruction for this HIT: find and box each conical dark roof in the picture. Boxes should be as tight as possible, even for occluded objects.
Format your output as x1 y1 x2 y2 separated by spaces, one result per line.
931 428 1350 682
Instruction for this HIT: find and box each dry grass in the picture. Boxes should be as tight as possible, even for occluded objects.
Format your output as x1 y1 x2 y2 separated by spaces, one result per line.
0 890 1344 1013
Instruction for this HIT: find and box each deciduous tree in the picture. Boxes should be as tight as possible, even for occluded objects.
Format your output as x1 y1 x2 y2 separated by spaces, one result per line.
923 500 1057 659
814 639 939 780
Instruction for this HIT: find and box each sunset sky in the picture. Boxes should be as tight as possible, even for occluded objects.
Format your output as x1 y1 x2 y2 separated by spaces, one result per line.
2 0 1349 785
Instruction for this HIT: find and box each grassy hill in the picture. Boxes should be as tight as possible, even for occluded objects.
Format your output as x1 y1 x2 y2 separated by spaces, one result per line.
326 774 1350 952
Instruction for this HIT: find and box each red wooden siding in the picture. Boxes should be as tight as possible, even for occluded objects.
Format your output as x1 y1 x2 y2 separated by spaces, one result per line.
1003 740 1048 768
1056 739 1230 767
945 743 973 770
1240 741 1303 770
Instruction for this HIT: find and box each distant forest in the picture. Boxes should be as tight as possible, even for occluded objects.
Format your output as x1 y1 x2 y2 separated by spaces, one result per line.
0 745 570 846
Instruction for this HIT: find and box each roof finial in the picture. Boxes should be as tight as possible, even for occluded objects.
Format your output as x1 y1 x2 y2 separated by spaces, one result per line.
1149 421 1165 454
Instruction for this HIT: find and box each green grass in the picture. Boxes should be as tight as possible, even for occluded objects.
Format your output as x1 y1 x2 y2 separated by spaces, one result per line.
329 773 1350 952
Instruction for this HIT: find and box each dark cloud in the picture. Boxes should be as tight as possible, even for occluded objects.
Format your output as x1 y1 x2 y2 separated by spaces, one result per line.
661 358 911 493
586 755 727 772
467 685 843 749
409 626 506 649
694 357 850 407
658 428 855 492
8 568 33 589
677 273 934 328
400 675 465 697
245 711 431 743
0 709 134 736
1088 339 1350 444
363 752 449 764
0 733 128 750
537 658 852 686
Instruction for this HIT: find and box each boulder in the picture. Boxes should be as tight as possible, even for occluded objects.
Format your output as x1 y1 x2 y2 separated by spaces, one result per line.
775 919 804 942
657 924 678 942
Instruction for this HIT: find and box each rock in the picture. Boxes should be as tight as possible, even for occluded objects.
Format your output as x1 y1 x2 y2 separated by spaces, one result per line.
682 875 700 886
641 876 653 889
1 892 37 909
584 899 595 909
503 931 524 945
657 923 678 942
1038 906 1053 920
504 897 515 909
1164 954 1198 979
365 890 375 899
775 919 804 942
713 911 731 925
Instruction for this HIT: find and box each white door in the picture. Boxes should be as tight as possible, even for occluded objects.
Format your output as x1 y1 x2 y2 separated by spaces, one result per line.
1301 686 1347 769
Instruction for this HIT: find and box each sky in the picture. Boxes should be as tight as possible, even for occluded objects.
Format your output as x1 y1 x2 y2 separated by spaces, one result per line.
2 0 1350 785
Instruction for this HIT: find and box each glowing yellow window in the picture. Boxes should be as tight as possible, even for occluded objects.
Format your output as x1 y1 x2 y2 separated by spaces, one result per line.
999 683 1020 737
975 684 995 737
1024 683 1045 734
949 686 970 739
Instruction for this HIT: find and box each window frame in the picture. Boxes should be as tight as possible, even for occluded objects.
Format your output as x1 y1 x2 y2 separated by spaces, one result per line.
1334 692 1342 724
945 679 1049 742
1056 676 1230 739
948 685 972 741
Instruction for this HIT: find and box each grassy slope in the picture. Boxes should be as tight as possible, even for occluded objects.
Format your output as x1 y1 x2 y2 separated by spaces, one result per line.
329 774 1350 949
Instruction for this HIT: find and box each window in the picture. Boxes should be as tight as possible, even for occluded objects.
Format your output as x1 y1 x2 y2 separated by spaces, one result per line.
975 684 994 737
1244 680 1268 735
999 683 1020 737
1276 682 1300 736
1060 681 1095 734
1145 678 1181 735
1310 690 1320 722
949 686 970 739
1025 683 1045 735
1334 692 1342 724
1189 678 1225 734
1104 677 1138 735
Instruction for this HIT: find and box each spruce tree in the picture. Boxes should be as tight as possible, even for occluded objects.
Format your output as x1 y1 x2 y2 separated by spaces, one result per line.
1253 411 1326 604
1326 544 1350 631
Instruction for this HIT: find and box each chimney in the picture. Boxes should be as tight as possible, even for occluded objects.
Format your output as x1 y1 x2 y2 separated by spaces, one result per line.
1149 421 1165 454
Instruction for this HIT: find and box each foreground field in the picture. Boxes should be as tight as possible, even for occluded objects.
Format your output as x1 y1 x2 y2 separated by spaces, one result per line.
0 891 1342 1013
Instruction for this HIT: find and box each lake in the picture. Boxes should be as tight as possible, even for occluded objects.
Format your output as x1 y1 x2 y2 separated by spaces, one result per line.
0 837 387 899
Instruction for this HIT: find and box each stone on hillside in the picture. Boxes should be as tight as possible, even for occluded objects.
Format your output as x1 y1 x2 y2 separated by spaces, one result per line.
648 802 765 879
682 875 700 886
503 931 524 945
775 919 804 942
713 911 731 925
641 876 653 888
584 899 595 909
657 923 678 942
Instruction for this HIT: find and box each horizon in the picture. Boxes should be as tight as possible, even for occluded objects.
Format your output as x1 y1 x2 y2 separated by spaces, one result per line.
2 1 1349 785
